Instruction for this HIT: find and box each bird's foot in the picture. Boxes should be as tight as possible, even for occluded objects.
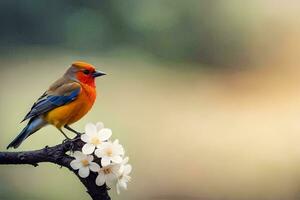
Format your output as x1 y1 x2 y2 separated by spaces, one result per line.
73 131 84 138
62 138 71 144
75 131 83 137
64 125 83 137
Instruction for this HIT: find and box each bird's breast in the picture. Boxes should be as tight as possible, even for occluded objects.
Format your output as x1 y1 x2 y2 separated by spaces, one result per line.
44 84 97 128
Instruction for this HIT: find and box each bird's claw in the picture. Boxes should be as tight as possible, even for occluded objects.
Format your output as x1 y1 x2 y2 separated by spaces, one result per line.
62 138 71 144
75 132 83 137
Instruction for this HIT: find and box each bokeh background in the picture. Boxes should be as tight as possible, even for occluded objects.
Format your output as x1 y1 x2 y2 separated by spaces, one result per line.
1 0 300 200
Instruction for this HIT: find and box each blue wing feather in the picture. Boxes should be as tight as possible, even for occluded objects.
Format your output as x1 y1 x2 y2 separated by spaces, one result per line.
21 88 80 122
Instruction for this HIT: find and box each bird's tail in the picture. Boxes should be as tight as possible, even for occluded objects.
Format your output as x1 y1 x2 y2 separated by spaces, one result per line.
7 117 47 149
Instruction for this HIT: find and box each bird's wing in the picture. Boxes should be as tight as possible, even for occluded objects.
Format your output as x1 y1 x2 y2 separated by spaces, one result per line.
21 82 81 122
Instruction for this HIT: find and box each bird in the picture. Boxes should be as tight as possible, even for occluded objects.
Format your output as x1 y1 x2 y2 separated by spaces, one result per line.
7 61 106 149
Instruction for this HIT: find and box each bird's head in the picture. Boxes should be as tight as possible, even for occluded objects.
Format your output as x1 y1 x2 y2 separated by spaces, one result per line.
66 61 106 87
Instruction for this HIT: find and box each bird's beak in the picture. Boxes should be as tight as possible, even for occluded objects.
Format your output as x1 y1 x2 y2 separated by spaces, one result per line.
92 70 106 78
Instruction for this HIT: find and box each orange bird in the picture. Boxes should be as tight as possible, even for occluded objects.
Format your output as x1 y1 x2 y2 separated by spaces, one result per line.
7 61 106 149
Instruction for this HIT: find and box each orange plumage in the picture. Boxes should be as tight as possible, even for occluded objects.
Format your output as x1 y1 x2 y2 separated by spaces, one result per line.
45 62 98 128
7 61 106 149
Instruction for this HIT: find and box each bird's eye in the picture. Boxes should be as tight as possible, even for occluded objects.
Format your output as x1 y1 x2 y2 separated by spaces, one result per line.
83 69 90 75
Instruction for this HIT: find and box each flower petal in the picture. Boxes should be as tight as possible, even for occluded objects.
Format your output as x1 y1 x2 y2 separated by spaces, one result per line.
94 148 102 158
96 122 104 132
95 173 106 186
87 155 94 162
124 164 132 174
112 163 122 174
70 160 82 170
85 123 97 135
96 141 110 150
113 139 119 145
89 162 100 172
122 157 129 165
82 143 95 155
99 128 112 141
72 151 85 159
106 173 118 183
81 133 89 143
116 183 121 195
118 164 125 174
114 145 125 156
118 179 127 190
123 175 131 182
111 155 123 164
95 143 110 157
79 167 90 178
101 156 111 167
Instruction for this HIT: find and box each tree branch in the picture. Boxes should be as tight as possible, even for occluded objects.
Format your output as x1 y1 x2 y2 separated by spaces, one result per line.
0 137 111 200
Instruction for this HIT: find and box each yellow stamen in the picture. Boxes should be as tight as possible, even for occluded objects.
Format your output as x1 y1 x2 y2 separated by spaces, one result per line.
103 167 112 174
91 137 101 145
106 148 113 156
81 159 89 167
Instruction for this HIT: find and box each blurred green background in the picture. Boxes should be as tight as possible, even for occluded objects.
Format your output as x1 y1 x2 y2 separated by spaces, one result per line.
1 0 300 200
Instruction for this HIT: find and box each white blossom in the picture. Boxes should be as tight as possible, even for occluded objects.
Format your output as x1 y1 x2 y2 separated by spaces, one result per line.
75 121 132 194
81 122 112 154
70 151 100 178
116 157 132 194
95 139 124 166
95 164 120 186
